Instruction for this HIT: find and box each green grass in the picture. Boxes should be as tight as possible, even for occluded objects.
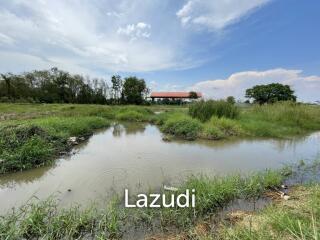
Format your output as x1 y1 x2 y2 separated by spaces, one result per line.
0 169 286 239
0 116 110 174
1 102 320 173
220 184 320 240
160 113 203 140
201 117 243 139
238 102 320 137
189 100 240 122
147 169 284 229
156 101 320 140
0 198 126 240
0 104 156 173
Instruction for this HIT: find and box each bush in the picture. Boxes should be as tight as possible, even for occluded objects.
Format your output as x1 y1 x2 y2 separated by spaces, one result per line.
161 114 203 140
189 100 239 122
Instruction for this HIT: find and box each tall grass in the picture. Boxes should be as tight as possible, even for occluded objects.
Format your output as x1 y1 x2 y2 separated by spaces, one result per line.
240 102 320 137
0 169 286 238
0 198 125 239
189 100 239 122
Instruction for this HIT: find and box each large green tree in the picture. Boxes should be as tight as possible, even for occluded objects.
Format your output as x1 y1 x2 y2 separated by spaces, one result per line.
122 77 147 104
245 83 296 104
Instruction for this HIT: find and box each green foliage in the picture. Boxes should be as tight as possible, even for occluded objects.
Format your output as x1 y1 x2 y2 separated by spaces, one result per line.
222 184 320 240
0 198 125 239
189 91 199 99
111 75 123 104
245 83 296 104
189 100 239 122
239 102 320 137
0 116 110 174
0 169 287 238
122 76 148 105
0 68 108 104
209 116 242 136
161 113 203 140
201 124 224 140
116 110 146 121
0 125 56 173
226 96 236 105
136 169 286 229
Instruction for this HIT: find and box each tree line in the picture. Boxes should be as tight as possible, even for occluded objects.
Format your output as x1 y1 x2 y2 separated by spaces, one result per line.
0 67 297 105
0 68 149 104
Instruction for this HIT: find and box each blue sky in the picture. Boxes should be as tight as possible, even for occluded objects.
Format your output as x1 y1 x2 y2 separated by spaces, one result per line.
0 0 319 102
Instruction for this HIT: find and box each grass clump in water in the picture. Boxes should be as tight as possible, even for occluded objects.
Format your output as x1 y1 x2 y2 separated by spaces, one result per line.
161 113 203 140
189 100 239 122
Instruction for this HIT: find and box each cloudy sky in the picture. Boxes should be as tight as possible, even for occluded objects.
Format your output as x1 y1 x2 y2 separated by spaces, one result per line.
0 0 319 102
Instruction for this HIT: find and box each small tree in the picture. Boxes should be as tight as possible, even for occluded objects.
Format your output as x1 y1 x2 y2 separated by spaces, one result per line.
189 91 198 99
245 83 296 105
226 96 236 105
111 75 122 104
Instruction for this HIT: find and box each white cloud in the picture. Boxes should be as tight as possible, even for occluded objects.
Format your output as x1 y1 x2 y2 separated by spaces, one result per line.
0 33 15 45
188 69 320 102
117 22 151 40
177 0 270 30
0 51 98 76
0 0 190 74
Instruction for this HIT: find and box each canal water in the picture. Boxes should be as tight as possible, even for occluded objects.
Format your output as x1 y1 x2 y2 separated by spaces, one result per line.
0 123 319 214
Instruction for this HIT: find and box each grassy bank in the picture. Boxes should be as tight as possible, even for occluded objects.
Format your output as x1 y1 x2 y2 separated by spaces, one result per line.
158 102 320 140
218 184 320 240
0 104 156 174
0 116 110 174
0 169 287 239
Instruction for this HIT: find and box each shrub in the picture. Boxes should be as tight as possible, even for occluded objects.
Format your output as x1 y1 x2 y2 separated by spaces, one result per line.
161 114 203 140
189 100 239 122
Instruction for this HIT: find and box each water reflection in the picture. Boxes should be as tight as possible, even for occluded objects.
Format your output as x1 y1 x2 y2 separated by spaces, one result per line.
0 123 319 214
112 122 146 137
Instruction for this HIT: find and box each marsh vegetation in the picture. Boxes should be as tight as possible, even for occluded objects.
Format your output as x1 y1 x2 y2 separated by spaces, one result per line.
1 102 320 173
0 102 320 238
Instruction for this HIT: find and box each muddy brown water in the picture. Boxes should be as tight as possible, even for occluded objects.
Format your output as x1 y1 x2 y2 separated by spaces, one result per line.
0 123 320 214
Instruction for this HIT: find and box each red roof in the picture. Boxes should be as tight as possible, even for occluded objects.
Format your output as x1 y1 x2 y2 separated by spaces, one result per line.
150 92 202 98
